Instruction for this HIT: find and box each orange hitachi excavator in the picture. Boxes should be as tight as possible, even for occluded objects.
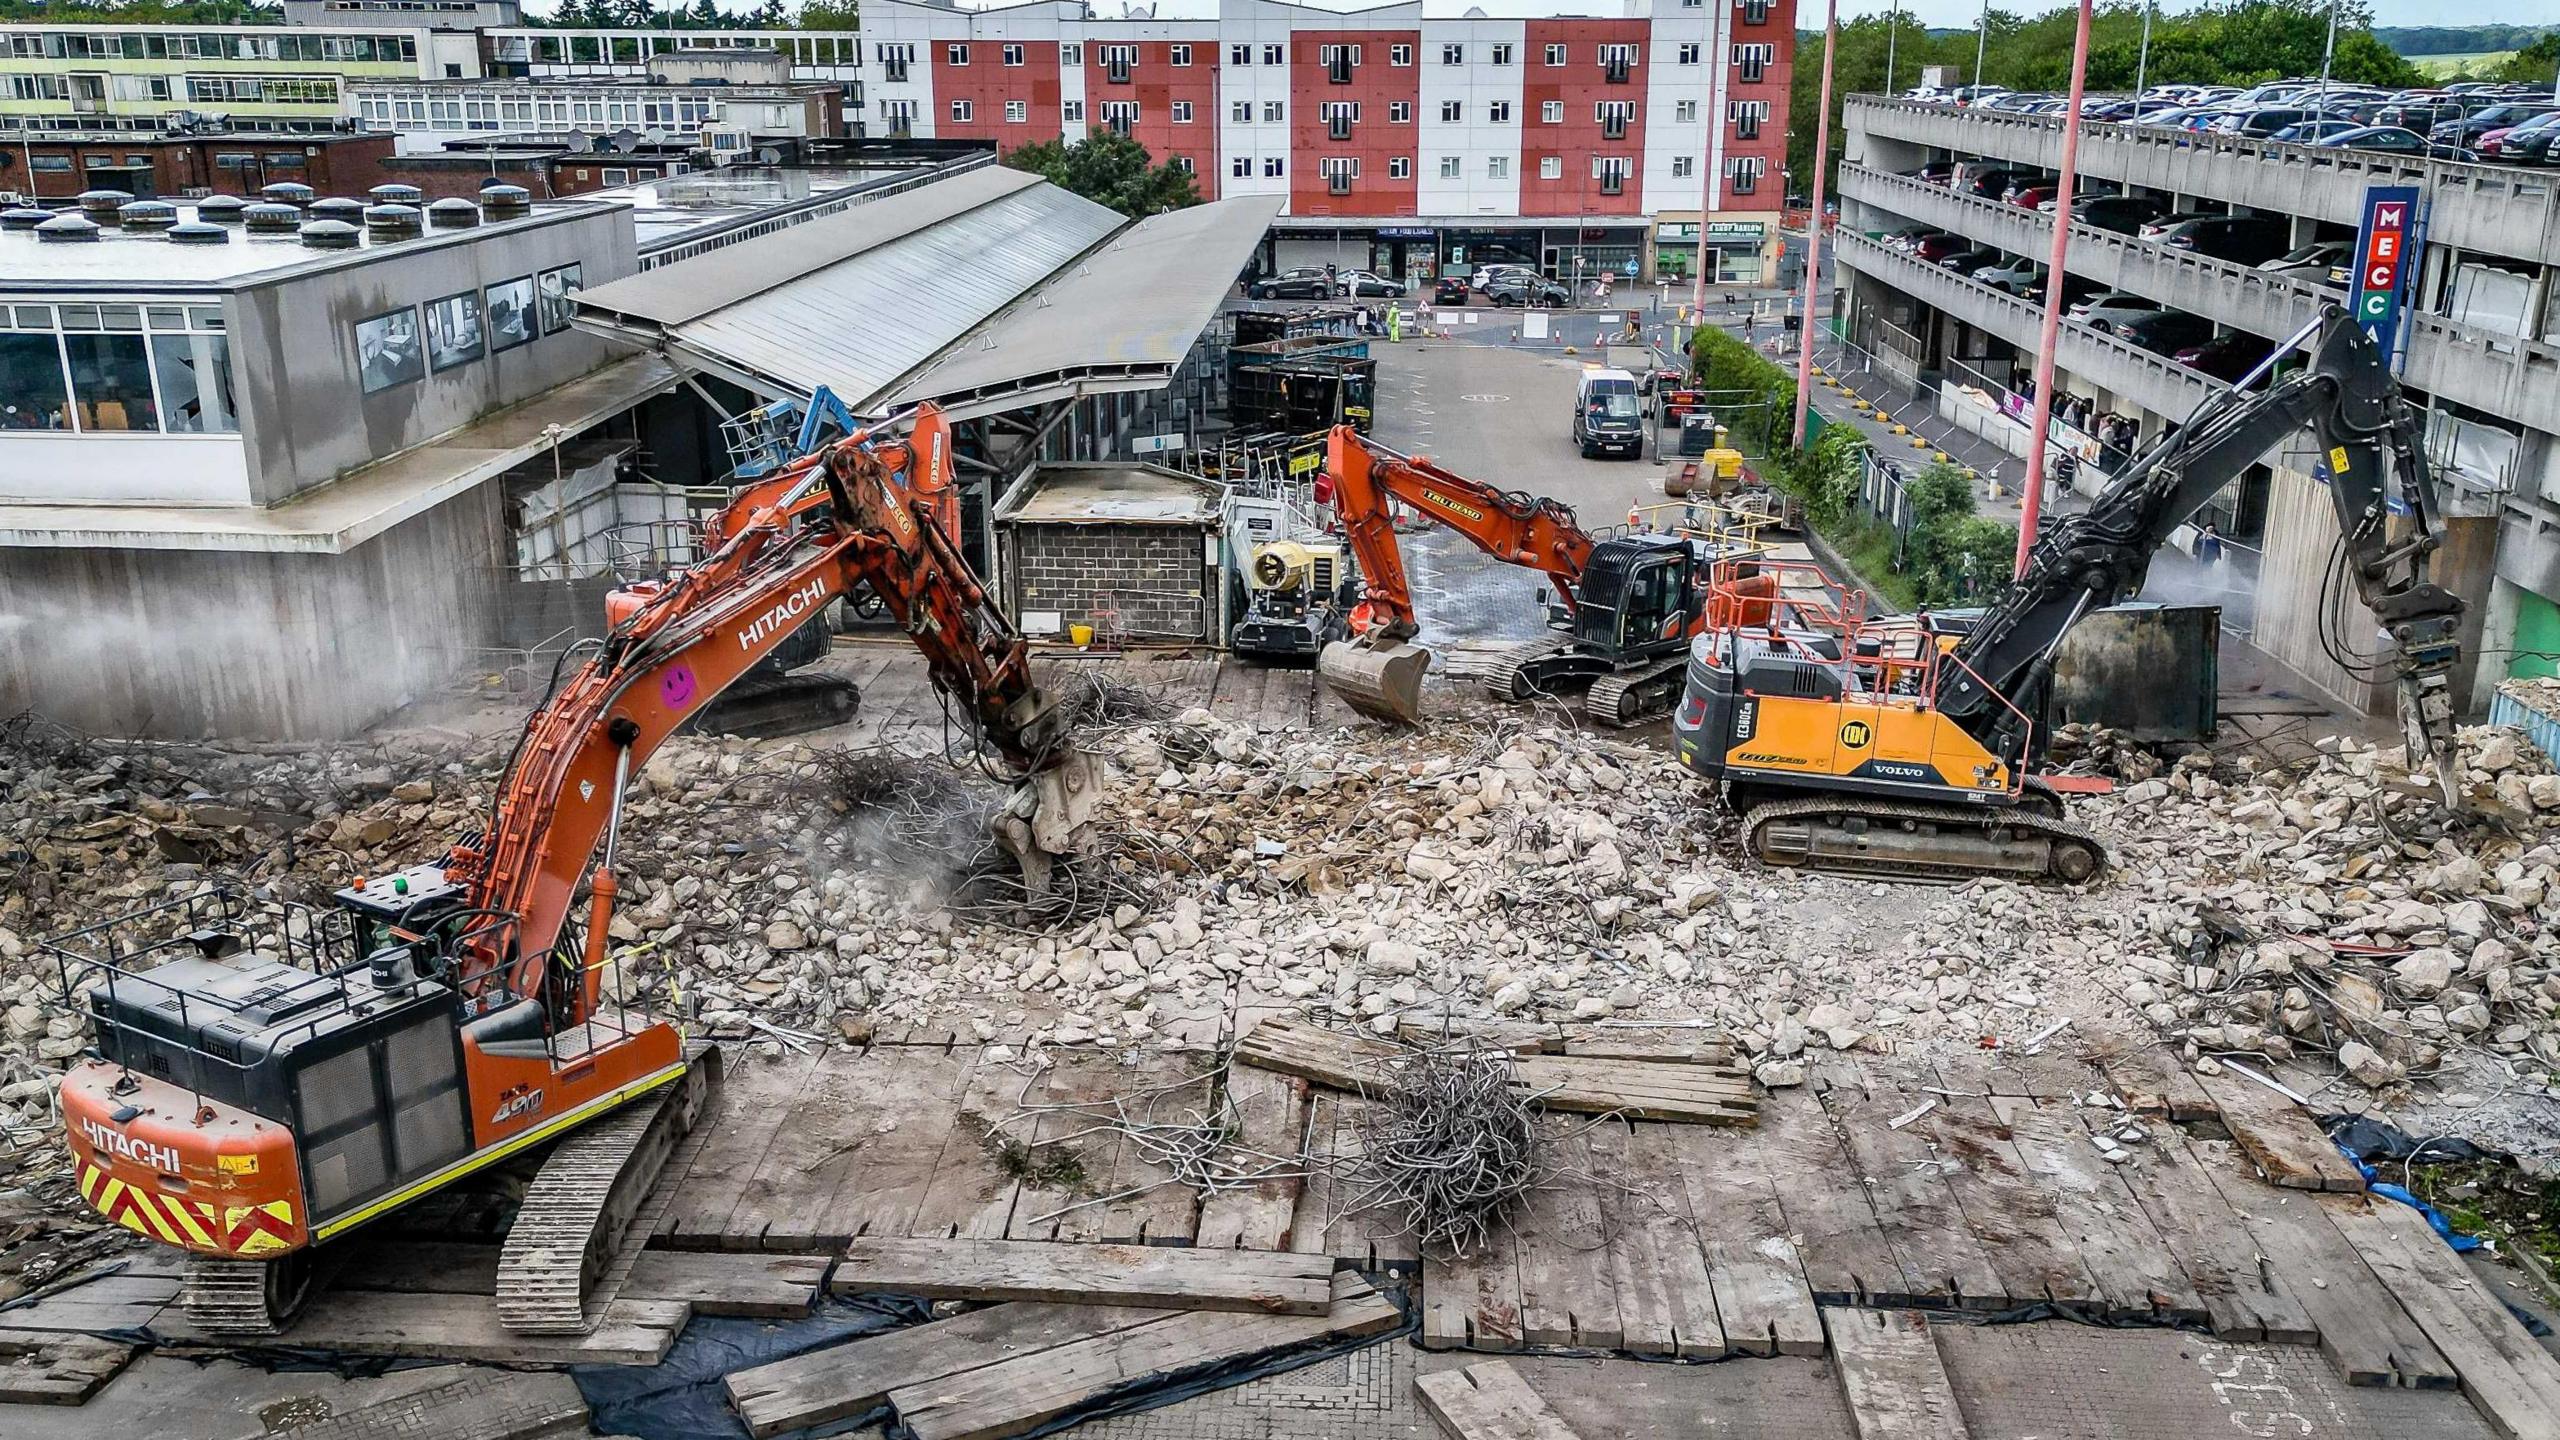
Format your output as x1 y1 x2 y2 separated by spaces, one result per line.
1316 426 1766 727
49 404 1096 1337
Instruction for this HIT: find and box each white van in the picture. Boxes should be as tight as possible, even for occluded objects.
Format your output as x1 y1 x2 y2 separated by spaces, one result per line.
1573 367 1645 459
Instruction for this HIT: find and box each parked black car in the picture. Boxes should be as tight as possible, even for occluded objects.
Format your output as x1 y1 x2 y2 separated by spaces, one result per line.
1939 247 2007 277
2320 126 2476 160
2173 332 2274 382
2146 213 2293 266
1249 268 1334 300
2071 193 2165 234
2433 102 2559 148
2505 122 2560 166
1480 272 1572 308
1432 276 1470 305
2113 310 2216 356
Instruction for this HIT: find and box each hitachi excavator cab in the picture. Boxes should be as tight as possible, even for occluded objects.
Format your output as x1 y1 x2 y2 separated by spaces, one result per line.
1567 535 1708 661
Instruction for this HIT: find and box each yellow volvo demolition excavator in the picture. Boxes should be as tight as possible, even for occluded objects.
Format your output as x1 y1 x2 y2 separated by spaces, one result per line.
1671 305 2468 883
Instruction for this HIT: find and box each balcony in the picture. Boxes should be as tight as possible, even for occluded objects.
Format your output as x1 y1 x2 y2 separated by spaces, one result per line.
1845 95 2560 269
1837 162 2326 351
1832 227 2223 421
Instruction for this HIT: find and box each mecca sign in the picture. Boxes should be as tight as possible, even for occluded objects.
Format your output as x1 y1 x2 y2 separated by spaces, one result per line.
2349 185 2419 350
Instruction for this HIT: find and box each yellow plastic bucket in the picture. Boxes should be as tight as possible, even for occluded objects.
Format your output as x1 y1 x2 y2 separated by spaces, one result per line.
1069 623 1095 646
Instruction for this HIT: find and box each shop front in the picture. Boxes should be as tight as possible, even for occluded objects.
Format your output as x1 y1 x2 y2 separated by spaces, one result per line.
1372 225 1438 282
1655 215 1776 286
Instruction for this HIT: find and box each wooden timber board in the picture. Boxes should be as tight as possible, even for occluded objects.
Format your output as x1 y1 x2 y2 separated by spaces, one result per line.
1589 1120 1723 1358
725 1300 1171 1440
905 1053 1039 1241
767 1044 975 1250
2325 1194 2560 1440
1421 1243 1525 1353
2092 1045 2221 1122
657 1047 824 1246
1825 1308 1973 1440
888 1273 1403 1440
2096 1115 2317 1343
2195 1139 2455 1387
1237 1018 1756 1125
1193 1063 1311 1251
1986 1096 2205 1324
831 1237 1333 1314
1662 1116 1824 1356
1752 1084 1911 1306
1509 1126 1622 1349
328 1240 822 1316
1902 1091 2102 1309
1415 1359 1587 1440
156 1291 688 1367
1007 1052 1150 1244
1817 1078 2009 1309
1091 1062 1221 1247
1288 1093 1421 1270
0 1328 135 1406
2192 1070 2365 1194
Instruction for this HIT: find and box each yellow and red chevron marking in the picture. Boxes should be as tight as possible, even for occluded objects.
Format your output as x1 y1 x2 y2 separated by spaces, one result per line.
76 1161 221 1252
222 1200 298 1256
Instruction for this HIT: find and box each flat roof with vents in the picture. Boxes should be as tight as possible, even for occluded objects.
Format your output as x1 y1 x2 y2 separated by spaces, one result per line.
0 195 616 292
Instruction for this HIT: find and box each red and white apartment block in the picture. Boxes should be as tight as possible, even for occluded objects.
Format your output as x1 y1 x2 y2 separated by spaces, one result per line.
856 0 1794 284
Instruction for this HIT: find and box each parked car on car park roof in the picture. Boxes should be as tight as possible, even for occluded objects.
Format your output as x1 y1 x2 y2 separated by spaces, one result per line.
2320 126 2475 161
2069 291 2162 328
2260 240 2350 287
2174 332 2275 382
2113 310 2216 355
2146 213 2293 267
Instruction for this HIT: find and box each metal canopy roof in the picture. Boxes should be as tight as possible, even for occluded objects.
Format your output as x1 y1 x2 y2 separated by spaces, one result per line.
889 195 1285 422
568 167 1122 407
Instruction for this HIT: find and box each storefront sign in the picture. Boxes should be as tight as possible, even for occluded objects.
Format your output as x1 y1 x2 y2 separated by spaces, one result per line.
1705 220 1767 239
1657 222 1700 241
2350 185 2419 351
1376 225 1436 240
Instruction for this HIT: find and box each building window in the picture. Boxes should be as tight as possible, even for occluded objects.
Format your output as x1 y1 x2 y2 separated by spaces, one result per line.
947 43 969 66
1734 43 1772 81
1063 99 1085 122
1544 42 1566 66
1489 100 1511 122
1487 155 1507 178
1232 99 1253 122
1006 99 1027 122
1439 155 1460 178
1540 155 1562 179
0 332 70 431
1441 43 1464 65
63 331 159 432
1672 155 1695 178
1230 43 1251 65
1264 156 1284 176
1676 99 1697 122
1319 43 1361 66
1731 99 1768 137
1599 43 1639 69
1491 42 1513 65
1263 43 1283 64
1061 43 1082 64
1171 43 1191 66
1176 155 1194 173
1679 42 1701 64
1542 100 1563 124
1101 100 1139 133
1390 43 1413 66
1004 43 1024 66
950 99 973 122
1263 100 1284 122
1389 155 1410 179
1233 155 1251 177
1741 0 1770 22
1173 100 1193 122
1389 100 1410 123
1727 155 1764 193
1440 100 1462 122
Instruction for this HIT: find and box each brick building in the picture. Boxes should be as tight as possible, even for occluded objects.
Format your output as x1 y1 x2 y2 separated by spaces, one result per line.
7 131 403 202
995 465 1228 644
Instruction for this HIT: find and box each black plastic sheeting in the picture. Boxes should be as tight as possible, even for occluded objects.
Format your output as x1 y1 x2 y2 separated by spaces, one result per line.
572 1292 929 1440
572 1280 1418 1440
2321 1114 2499 1167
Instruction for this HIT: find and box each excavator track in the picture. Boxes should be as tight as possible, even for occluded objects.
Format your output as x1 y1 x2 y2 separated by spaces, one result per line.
1476 636 1577 703
494 1045 721 1335
181 1251 323 1337
1739 793 2109 884
1583 656 1692 729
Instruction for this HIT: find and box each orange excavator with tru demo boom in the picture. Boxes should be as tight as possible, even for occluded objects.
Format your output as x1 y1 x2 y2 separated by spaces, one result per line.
1317 426 1763 727
50 403 1098 1338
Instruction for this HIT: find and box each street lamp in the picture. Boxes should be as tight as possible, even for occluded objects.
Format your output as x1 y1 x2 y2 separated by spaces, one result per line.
1885 0 1900 96
1974 0 1991 91
2132 0 2154 109
2317 0 2339 113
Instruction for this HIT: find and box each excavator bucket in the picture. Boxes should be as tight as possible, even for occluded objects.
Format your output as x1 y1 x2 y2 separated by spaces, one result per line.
1319 639 1430 725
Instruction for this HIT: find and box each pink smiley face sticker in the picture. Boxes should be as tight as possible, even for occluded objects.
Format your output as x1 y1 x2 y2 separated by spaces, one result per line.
660 664 698 710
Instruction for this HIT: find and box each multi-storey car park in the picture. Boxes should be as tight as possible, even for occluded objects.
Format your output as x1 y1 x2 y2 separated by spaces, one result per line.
1831 92 2560 719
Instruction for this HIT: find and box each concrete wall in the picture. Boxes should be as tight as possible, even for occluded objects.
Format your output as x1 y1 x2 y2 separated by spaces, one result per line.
0 483 505 739
229 203 635 506
2251 460 2386 714
1004 521 1215 641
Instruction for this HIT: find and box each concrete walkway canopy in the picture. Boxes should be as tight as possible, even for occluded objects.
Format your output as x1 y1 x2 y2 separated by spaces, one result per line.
569 164 1280 418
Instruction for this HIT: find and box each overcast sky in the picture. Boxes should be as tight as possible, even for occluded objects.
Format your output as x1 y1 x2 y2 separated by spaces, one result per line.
1060 0 2544 26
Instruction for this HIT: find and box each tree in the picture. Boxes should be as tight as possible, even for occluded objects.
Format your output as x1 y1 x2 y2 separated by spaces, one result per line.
1003 133 1201 218
797 0 860 29
2494 32 2560 87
